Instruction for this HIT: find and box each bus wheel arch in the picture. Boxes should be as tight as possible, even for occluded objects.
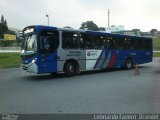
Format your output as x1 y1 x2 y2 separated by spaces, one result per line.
63 59 79 76
124 57 133 70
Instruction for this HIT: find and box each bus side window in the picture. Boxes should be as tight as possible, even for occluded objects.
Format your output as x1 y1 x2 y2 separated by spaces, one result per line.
79 34 85 48
146 38 152 50
143 39 147 50
134 38 140 50
139 38 144 50
40 30 59 53
123 38 127 49
62 32 78 49
116 37 127 50
106 37 112 49
79 33 93 49
116 37 124 50
48 36 59 50
128 38 134 50
94 35 105 49
110 37 116 49
143 38 152 50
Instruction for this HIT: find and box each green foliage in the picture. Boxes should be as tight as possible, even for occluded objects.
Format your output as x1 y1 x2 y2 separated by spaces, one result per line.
0 40 15 47
1 15 4 23
5 30 16 35
153 36 160 50
0 53 20 68
4 19 7 26
80 21 99 31
99 27 106 31
0 38 23 47
0 23 8 38
153 52 160 57
150 29 158 36
0 15 9 38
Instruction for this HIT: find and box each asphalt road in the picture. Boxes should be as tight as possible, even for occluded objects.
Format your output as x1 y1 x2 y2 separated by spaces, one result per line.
0 58 160 114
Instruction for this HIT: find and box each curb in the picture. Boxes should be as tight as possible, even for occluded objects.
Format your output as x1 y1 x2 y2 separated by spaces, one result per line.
0 67 21 71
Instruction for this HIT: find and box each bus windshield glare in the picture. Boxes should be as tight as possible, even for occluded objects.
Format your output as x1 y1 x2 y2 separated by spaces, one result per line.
23 34 37 53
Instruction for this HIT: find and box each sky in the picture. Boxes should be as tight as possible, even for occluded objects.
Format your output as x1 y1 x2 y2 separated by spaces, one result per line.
0 0 160 31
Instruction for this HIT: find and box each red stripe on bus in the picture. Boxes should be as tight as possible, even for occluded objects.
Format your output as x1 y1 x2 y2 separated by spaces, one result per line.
108 52 117 68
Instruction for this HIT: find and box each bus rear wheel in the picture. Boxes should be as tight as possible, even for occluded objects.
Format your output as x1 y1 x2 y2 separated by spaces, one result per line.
64 61 76 76
125 59 133 70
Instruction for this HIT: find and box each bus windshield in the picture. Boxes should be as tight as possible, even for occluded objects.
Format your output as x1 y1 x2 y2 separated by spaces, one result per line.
23 34 37 53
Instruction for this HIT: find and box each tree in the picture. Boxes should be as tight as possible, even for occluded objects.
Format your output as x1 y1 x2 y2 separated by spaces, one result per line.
150 29 158 36
0 15 9 38
0 23 8 38
99 27 106 31
1 15 4 24
6 30 15 35
4 19 7 26
80 21 99 31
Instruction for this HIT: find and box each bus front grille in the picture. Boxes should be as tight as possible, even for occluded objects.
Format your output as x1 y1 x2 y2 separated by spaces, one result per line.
22 64 28 70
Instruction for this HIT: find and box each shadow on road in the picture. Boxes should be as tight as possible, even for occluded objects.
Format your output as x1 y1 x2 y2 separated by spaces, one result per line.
22 65 150 81
23 73 66 81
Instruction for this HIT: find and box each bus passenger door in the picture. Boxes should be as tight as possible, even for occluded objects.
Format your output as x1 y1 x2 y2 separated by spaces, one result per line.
38 30 59 73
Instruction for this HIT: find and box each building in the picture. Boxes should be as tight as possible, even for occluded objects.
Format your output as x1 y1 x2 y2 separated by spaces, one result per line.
113 29 141 36
105 25 141 36
140 32 152 37
105 25 124 33
3 34 16 41
9 27 23 40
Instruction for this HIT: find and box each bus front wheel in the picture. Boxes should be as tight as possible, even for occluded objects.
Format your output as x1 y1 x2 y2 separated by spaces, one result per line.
64 61 76 76
125 59 133 70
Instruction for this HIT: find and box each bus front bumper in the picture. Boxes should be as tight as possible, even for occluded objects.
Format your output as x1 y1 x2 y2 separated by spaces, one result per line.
21 63 38 73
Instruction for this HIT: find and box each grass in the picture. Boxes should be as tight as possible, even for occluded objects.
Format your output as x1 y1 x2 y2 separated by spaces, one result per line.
0 53 20 68
153 52 160 57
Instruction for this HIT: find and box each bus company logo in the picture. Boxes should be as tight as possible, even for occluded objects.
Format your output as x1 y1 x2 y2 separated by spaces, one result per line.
87 51 98 57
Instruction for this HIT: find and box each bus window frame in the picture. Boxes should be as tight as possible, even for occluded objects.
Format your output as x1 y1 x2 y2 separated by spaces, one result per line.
62 31 79 50
39 30 59 53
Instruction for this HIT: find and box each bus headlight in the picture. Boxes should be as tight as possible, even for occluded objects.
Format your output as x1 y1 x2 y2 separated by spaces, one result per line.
31 58 37 64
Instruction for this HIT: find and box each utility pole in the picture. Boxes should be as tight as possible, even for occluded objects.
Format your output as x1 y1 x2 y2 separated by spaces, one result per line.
108 9 110 27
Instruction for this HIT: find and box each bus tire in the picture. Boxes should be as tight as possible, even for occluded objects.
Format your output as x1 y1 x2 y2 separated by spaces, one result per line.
125 58 133 70
64 61 76 76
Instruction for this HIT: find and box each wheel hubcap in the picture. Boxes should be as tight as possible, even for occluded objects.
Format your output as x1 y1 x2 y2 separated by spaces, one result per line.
69 65 74 73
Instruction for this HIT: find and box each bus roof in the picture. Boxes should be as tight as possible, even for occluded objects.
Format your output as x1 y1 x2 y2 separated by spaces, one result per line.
27 25 152 39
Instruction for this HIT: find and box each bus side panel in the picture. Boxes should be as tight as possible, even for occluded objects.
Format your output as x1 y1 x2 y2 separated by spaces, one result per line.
106 50 117 68
101 49 123 69
57 49 152 73
86 49 104 70
136 50 153 64
112 50 128 68
101 49 111 69
57 48 86 72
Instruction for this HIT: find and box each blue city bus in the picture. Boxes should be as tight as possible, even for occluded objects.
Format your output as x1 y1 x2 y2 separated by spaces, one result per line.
21 25 153 76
